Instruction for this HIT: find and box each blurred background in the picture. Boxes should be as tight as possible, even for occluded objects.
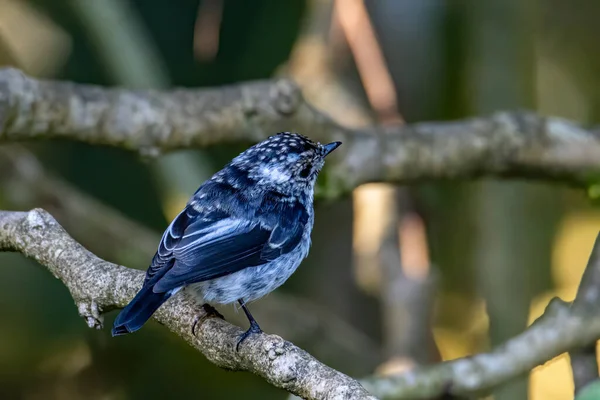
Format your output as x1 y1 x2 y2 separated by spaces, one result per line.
1 0 599 399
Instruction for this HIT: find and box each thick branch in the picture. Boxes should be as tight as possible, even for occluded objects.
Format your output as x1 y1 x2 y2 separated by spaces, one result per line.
0 208 376 400
2 68 600 193
4 208 600 399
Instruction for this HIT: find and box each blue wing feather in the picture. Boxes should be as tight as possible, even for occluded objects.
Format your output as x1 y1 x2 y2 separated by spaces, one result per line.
153 221 271 292
144 191 308 294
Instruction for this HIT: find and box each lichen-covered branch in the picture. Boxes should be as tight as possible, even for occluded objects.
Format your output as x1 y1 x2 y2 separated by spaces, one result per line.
0 208 376 400
2 68 600 195
4 208 600 400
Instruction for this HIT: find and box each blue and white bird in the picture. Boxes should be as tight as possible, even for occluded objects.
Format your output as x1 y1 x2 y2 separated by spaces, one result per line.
112 132 341 348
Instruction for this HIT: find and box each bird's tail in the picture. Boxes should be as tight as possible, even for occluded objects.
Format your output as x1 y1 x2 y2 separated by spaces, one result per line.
112 284 173 336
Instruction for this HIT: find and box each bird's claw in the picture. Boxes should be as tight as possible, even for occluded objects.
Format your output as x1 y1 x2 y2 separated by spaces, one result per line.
236 321 262 351
192 304 224 337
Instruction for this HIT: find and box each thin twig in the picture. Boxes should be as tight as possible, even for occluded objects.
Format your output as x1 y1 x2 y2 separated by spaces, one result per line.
361 235 600 399
361 297 600 399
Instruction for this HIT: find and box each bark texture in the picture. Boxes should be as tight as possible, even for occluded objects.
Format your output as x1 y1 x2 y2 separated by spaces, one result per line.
2 68 600 196
3 208 600 399
0 209 376 400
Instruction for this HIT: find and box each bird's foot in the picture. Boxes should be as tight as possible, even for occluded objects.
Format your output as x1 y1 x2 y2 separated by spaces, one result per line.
192 304 224 337
236 321 262 351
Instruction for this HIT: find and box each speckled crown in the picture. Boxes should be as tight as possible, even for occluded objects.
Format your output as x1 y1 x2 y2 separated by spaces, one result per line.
257 132 319 154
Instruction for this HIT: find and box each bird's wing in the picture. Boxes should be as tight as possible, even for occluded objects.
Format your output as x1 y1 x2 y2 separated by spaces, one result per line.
142 206 205 286
148 199 307 293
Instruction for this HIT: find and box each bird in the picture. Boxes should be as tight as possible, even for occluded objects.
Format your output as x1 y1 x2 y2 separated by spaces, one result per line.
111 132 342 349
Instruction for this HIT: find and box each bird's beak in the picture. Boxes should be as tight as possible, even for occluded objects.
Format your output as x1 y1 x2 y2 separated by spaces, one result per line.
323 141 342 157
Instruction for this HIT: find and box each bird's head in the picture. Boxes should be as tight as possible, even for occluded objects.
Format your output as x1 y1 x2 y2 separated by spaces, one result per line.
229 132 342 197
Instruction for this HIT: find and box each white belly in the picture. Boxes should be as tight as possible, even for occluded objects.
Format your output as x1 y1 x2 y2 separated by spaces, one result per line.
187 239 309 304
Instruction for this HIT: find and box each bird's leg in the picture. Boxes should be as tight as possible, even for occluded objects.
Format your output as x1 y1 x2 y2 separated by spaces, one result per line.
236 299 262 351
192 303 224 337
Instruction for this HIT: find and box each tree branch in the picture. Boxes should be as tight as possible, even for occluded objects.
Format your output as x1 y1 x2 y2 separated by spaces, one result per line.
360 297 600 399
0 208 376 400
2 68 600 194
569 234 600 393
5 209 600 399
4 207 600 399
360 233 600 399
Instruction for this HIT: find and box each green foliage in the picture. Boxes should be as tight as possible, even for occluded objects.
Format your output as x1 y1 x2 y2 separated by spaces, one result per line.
576 380 600 400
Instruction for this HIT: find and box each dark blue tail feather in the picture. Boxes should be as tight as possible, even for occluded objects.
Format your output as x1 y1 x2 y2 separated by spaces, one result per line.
112 284 172 336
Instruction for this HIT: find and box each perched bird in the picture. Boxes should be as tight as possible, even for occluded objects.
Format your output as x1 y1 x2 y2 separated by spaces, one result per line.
112 132 341 348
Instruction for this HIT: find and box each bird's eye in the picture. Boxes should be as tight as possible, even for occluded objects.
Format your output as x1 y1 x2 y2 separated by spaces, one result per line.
299 165 312 178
